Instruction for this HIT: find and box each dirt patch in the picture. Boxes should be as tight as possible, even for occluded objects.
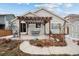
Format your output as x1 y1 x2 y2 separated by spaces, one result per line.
0 39 30 56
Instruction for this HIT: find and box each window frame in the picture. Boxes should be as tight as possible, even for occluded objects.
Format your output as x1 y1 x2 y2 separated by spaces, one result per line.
51 23 62 34
36 23 41 28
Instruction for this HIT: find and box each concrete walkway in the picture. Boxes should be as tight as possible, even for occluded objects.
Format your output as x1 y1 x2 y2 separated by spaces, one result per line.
0 35 13 39
20 38 79 55
0 35 49 40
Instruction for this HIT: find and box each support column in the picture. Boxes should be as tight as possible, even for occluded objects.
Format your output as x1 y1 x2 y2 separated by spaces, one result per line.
22 23 23 32
26 23 27 35
59 24 61 34
44 23 46 35
19 20 21 37
27 23 29 35
49 20 51 40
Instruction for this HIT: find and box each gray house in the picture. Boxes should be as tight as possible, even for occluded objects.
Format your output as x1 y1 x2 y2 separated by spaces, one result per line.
0 14 15 30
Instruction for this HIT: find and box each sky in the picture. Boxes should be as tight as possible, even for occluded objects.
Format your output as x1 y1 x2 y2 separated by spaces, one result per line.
0 3 79 17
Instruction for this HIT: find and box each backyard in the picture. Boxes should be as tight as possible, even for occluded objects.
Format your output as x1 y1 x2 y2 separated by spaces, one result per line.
0 38 79 56
0 39 30 56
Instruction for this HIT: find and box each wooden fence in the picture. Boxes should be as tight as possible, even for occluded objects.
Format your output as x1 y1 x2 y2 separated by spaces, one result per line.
0 29 12 37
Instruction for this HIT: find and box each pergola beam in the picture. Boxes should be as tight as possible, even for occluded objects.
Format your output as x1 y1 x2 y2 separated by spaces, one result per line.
17 16 52 20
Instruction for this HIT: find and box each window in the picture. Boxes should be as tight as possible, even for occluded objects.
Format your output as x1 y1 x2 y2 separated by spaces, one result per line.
52 23 59 29
52 23 61 29
51 23 62 34
36 23 41 28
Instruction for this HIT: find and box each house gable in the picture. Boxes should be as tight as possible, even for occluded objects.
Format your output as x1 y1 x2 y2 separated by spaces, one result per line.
34 8 53 17
34 8 67 23
23 12 37 17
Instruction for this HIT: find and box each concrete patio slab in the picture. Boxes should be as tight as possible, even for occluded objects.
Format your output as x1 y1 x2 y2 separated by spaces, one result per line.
20 38 79 55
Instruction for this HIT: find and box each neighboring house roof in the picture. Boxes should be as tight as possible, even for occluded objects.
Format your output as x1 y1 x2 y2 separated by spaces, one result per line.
64 14 79 22
11 18 17 23
0 14 15 23
65 14 79 19
0 14 15 16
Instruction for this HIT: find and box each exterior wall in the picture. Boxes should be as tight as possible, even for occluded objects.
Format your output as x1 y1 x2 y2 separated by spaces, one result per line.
50 15 65 34
13 20 44 35
0 15 15 30
5 15 15 29
0 16 5 24
12 9 65 35
35 9 65 34
24 13 36 17
68 21 79 38
12 19 19 34
35 10 53 17
12 13 36 35
28 24 44 35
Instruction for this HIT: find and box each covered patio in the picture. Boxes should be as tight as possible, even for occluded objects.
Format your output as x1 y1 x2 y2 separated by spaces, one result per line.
17 16 52 38
16 16 67 41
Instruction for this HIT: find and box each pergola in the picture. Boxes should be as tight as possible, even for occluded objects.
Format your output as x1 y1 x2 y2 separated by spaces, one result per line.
17 16 52 38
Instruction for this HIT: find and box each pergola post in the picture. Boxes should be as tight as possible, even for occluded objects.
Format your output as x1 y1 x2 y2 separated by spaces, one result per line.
26 22 27 34
44 23 46 35
49 20 51 40
27 23 29 35
19 20 21 37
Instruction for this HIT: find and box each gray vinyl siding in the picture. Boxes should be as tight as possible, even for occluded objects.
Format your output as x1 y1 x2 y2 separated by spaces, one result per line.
0 16 5 24
6 15 15 21
0 14 15 29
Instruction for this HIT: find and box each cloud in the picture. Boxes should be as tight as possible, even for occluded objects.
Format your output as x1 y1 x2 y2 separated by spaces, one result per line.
0 8 10 14
34 3 64 16
34 3 63 12
64 10 79 15
34 3 75 17
17 3 30 5
63 3 73 8
34 3 61 9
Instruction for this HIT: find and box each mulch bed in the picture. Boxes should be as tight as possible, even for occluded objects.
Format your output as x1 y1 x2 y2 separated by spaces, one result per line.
30 39 67 47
